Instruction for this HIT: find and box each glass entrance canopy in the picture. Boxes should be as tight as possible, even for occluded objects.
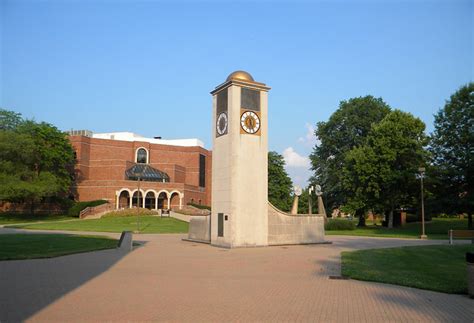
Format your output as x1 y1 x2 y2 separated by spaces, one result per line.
125 164 170 182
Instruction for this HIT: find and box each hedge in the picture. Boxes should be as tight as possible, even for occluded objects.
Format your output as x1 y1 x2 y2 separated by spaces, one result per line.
325 218 356 231
102 208 158 218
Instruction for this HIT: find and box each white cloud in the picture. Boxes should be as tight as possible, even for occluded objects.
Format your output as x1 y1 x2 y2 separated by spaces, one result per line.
286 167 312 188
283 147 310 168
297 123 319 147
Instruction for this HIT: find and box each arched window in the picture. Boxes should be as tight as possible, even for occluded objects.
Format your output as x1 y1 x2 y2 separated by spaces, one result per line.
136 148 148 164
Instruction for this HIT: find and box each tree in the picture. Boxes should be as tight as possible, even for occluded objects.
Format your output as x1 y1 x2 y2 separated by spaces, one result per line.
309 96 391 225
342 110 429 228
297 187 318 214
17 120 76 189
0 108 23 130
268 151 293 212
0 110 76 213
430 83 474 228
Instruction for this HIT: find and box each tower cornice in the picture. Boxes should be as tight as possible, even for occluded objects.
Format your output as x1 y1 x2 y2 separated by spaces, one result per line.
211 79 271 95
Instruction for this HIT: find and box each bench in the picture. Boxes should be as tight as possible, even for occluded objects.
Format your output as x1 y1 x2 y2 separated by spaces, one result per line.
161 208 171 217
449 230 474 245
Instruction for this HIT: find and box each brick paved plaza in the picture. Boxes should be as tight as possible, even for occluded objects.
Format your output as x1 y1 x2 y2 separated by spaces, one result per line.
0 231 472 322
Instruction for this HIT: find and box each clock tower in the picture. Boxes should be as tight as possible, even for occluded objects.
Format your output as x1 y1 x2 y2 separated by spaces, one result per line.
210 71 271 248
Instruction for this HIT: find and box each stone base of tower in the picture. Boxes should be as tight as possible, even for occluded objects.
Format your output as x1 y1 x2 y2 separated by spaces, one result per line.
187 215 211 244
186 203 326 247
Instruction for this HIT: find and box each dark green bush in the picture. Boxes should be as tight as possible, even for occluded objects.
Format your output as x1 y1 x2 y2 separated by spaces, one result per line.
187 203 211 211
405 213 432 222
68 200 107 217
406 213 419 223
432 213 461 219
325 218 356 231
47 196 75 210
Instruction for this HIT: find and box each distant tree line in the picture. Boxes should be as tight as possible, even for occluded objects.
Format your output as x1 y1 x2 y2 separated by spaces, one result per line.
309 83 473 229
0 109 76 214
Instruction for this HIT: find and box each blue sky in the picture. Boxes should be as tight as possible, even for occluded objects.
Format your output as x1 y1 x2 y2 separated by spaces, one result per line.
1 0 472 187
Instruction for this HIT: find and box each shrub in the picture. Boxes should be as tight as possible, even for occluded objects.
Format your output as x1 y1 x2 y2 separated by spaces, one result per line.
48 196 75 210
406 213 419 223
432 213 462 219
68 200 108 217
325 218 356 231
102 208 158 218
405 213 432 223
187 203 211 210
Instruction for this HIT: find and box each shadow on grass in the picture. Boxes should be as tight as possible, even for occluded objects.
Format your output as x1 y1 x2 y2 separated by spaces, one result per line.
0 237 139 322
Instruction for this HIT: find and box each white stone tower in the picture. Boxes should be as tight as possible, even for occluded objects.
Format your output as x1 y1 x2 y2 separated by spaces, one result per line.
210 71 271 248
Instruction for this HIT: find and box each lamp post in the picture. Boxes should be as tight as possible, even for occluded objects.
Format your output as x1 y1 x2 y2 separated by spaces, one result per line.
418 167 427 239
308 186 314 215
136 174 141 233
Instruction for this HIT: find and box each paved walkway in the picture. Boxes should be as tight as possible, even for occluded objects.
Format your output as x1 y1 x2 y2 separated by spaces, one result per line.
0 231 472 322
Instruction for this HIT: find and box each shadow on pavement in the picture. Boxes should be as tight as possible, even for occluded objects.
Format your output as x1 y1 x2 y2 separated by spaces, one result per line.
312 254 342 277
0 243 134 322
373 289 474 322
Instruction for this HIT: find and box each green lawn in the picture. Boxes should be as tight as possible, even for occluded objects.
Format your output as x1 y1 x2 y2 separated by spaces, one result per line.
0 234 118 260
342 244 474 294
327 218 468 239
8 216 189 234
0 213 75 225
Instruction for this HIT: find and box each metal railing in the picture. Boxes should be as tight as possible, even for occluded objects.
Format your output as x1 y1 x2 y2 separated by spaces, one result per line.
79 203 114 219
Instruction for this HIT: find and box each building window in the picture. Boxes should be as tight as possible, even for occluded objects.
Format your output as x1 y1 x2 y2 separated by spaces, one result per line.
136 148 148 164
199 154 206 187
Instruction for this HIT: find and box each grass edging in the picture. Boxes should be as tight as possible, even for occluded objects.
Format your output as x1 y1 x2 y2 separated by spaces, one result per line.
6 215 189 234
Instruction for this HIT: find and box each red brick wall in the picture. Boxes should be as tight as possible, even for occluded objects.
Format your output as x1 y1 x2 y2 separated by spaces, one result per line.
69 136 212 207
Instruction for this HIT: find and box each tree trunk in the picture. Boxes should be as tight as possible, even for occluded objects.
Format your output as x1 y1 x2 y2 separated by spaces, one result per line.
388 208 394 229
468 214 473 230
356 209 366 227
30 200 35 216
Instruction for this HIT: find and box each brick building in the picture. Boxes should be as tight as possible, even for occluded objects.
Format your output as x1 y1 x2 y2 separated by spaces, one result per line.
69 131 211 210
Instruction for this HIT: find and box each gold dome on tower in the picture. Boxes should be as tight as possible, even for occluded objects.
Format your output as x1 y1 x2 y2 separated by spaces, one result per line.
226 70 254 82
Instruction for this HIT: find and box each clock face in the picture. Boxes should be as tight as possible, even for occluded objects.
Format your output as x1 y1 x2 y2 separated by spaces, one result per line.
216 112 228 136
294 186 303 196
240 111 260 134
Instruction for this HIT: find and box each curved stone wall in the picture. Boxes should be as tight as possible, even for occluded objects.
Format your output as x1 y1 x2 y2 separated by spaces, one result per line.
268 203 325 245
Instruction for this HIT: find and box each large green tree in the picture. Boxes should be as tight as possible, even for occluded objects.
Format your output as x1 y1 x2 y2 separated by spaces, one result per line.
268 151 293 212
17 120 76 189
430 83 473 228
0 110 76 213
342 110 429 228
309 96 391 224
